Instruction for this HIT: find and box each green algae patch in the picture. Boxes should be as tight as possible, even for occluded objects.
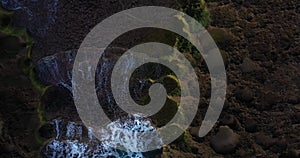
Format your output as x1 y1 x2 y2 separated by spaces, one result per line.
37 101 48 125
162 125 193 153
171 130 193 152
177 0 211 27
0 8 33 59
174 0 211 63
28 64 51 94
157 74 181 96
0 7 50 152
151 96 179 127
159 74 180 93
0 7 33 45
1 6 49 145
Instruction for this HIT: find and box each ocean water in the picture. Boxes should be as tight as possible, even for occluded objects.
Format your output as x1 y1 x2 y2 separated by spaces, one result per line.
44 115 162 158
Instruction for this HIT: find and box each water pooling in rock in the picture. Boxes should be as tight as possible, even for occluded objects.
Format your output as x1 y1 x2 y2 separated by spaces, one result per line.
44 115 162 158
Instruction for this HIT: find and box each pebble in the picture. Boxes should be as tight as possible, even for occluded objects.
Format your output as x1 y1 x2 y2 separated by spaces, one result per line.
235 88 254 102
240 57 261 73
189 126 200 138
220 114 242 130
210 126 240 154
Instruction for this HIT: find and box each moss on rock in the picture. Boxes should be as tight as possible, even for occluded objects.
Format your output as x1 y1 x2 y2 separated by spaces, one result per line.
172 130 193 152
158 74 181 95
175 0 211 59
151 96 179 127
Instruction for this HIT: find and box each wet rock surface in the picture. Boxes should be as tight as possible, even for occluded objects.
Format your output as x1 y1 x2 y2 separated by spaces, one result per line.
1 0 299 157
2 0 177 61
0 32 41 157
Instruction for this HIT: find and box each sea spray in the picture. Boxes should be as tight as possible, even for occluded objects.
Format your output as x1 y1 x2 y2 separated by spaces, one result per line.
44 115 162 158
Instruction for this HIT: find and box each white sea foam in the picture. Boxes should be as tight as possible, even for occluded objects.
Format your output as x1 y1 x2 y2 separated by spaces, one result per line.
44 115 161 158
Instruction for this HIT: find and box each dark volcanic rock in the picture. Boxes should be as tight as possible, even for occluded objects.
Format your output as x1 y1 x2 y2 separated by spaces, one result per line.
1 0 59 37
235 88 254 102
279 149 300 158
0 143 15 153
240 57 261 73
41 86 79 121
255 133 276 149
244 118 258 133
34 50 76 91
210 5 238 28
38 123 55 139
2 0 177 60
220 114 242 130
256 92 279 110
210 126 240 154
1 0 300 157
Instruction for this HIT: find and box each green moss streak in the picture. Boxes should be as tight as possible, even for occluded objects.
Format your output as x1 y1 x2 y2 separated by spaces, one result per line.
1 7 48 145
175 0 211 59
